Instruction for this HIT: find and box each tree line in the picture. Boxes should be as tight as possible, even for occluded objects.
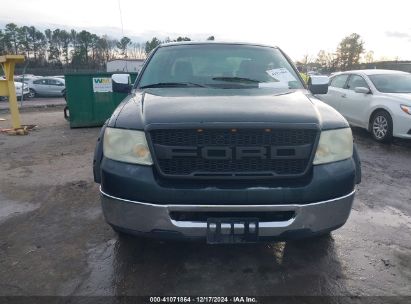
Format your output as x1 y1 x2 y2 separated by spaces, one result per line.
298 33 376 74
0 23 141 69
0 23 215 70
0 23 375 74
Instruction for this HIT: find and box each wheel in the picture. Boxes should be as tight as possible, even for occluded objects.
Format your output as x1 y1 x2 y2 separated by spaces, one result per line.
28 89 36 98
370 110 393 143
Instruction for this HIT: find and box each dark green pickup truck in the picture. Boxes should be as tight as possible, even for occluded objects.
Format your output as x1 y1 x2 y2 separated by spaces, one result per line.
93 42 361 243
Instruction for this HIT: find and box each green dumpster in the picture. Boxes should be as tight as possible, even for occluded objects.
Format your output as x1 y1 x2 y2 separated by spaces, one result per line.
65 72 138 128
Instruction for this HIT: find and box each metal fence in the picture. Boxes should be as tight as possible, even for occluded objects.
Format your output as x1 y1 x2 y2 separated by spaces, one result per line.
356 61 411 73
13 67 105 76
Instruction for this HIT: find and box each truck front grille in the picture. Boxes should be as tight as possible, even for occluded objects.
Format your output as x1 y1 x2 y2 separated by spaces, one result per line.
149 128 318 179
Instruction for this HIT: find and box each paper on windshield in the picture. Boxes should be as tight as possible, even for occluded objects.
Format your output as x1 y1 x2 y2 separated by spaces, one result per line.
265 68 296 83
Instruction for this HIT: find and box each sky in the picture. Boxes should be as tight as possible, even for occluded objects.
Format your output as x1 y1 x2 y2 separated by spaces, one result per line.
1 0 411 61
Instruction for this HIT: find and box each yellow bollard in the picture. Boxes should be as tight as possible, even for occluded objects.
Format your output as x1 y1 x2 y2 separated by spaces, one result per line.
0 55 25 129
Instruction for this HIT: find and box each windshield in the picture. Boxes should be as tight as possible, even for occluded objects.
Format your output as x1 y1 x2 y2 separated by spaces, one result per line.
369 74 411 93
138 44 304 90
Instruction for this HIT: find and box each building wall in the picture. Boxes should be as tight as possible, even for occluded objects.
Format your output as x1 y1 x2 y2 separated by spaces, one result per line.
106 60 145 73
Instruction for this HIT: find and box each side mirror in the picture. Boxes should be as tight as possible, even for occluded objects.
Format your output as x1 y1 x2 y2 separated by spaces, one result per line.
112 73 131 93
308 75 329 95
354 87 371 94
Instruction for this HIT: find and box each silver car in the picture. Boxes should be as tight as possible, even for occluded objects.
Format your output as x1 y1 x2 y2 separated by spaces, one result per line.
318 69 411 142
0 81 30 101
26 77 66 98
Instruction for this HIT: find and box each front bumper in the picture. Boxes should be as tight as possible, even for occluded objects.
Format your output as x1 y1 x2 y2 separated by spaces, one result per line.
100 158 356 205
101 189 355 241
393 112 411 139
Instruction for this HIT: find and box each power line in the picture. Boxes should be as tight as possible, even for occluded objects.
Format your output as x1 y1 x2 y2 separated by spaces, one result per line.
117 0 124 37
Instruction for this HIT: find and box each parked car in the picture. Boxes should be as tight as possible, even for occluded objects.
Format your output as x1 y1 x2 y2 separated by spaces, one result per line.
0 81 30 101
319 69 411 142
14 74 39 83
15 81 30 98
93 42 361 243
26 77 66 98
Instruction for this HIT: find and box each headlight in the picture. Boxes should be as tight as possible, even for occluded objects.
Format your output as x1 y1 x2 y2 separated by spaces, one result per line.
313 128 353 165
103 127 153 165
400 104 411 115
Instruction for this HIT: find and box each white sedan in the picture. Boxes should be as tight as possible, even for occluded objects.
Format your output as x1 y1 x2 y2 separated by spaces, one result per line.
15 81 30 98
25 77 65 97
0 81 30 100
318 69 411 142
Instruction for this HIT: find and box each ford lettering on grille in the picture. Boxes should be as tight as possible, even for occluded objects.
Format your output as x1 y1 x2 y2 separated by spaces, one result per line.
155 145 312 160
149 128 318 179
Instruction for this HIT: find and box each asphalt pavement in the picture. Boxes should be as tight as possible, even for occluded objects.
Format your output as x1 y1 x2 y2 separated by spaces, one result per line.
0 110 410 298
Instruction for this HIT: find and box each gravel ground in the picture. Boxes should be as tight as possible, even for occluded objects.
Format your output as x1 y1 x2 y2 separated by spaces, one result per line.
0 110 410 298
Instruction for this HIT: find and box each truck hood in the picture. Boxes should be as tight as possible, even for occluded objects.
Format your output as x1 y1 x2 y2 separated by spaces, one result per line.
112 88 349 130
141 89 319 126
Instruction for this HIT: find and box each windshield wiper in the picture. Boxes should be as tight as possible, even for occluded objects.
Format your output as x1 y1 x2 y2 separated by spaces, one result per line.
140 82 206 89
211 76 262 83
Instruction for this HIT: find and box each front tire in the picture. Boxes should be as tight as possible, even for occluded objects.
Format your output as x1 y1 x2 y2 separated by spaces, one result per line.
370 110 393 143
28 89 36 98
